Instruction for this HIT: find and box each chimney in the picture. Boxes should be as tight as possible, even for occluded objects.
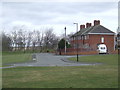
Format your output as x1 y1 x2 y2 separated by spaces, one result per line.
86 23 92 28
80 25 85 29
94 20 100 26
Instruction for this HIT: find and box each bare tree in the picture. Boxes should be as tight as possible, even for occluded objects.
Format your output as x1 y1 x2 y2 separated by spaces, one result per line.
40 32 44 52
22 31 26 53
17 29 23 50
11 25 27 52
31 30 38 52
44 29 53 50
44 28 59 51
26 31 32 51
36 30 44 52
2 31 12 51
11 30 18 51
7 26 60 53
16 27 27 52
51 36 59 49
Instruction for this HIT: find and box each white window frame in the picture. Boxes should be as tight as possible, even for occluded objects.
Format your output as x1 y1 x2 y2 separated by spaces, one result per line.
101 37 104 43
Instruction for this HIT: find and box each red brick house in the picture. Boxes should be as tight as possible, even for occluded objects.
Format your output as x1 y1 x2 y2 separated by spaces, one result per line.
69 20 116 54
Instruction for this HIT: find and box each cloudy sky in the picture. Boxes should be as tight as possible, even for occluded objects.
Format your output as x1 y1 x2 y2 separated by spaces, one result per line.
1 1 118 36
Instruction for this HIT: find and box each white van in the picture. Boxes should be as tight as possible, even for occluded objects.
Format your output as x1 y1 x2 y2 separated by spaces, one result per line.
97 44 107 54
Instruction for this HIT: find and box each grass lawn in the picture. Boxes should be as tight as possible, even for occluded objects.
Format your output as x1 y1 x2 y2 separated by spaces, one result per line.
2 54 118 88
2 52 32 66
68 54 118 65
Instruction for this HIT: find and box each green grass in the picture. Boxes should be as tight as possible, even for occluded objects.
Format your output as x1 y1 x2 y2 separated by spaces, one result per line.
2 52 32 65
68 54 118 65
2 54 118 88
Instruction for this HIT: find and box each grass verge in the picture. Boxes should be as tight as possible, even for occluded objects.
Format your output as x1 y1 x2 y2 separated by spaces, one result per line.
2 54 118 88
68 54 118 65
2 52 32 66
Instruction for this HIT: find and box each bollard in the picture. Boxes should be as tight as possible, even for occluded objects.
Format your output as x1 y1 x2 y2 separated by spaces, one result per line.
32 54 36 61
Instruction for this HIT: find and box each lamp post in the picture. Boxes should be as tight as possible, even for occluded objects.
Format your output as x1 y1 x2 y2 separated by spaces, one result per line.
64 27 66 54
73 23 79 62
117 32 120 54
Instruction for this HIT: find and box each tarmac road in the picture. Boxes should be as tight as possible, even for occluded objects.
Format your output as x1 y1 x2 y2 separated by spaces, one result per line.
1 53 100 69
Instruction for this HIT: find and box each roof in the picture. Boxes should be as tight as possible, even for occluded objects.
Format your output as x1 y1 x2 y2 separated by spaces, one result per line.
71 25 115 37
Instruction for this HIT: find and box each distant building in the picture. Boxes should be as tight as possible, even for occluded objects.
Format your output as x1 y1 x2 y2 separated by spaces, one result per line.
69 20 115 54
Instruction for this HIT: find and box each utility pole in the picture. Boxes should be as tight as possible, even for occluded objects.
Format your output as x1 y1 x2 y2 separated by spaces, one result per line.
73 23 79 62
64 27 66 54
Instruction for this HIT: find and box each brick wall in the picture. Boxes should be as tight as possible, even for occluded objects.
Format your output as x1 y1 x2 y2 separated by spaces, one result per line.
60 51 98 55
89 34 115 53
70 34 115 54
58 50 118 55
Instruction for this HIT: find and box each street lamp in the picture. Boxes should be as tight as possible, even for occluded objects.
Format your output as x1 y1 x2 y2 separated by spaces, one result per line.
64 27 66 54
73 23 79 62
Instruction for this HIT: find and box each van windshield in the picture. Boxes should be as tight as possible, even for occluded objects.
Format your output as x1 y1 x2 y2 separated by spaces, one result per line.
101 47 105 49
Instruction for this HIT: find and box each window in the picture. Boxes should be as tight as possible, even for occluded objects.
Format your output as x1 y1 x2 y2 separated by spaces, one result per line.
84 43 90 48
73 37 75 40
84 36 87 40
74 44 76 48
83 35 89 40
79 36 81 40
87 35 89 39
101 37 104 43
81 36 84 40
101 47 105 49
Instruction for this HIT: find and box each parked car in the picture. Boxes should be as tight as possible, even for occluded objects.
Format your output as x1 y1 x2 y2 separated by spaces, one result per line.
97 44 107 54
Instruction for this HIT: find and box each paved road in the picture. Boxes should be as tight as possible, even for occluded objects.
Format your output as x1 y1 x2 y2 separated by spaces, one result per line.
1 53 100 69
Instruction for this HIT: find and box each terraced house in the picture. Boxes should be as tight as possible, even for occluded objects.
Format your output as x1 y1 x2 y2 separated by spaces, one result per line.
69 20 116 54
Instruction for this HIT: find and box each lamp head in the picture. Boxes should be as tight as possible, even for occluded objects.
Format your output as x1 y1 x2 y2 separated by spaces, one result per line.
64 27 66 30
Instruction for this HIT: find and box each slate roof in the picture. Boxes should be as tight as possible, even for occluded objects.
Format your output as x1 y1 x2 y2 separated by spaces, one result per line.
71 25 115 37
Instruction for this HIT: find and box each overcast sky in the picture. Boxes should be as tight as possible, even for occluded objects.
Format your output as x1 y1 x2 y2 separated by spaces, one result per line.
1 1 118 36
